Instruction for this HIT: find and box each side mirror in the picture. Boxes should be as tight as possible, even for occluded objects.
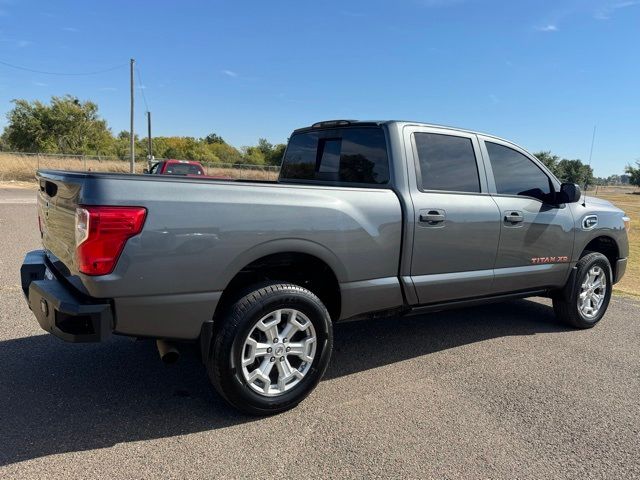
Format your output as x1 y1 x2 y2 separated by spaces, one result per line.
557 183 581 204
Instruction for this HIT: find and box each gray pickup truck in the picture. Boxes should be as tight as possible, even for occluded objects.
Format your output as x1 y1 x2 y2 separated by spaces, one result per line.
21 120 630 414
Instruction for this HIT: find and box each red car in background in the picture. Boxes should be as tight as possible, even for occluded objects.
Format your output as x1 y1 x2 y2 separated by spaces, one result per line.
146 159 207 176
145 159 232 179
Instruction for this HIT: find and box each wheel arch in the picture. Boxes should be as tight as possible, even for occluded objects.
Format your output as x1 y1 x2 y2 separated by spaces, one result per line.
580 235 619 277
214 242 344 325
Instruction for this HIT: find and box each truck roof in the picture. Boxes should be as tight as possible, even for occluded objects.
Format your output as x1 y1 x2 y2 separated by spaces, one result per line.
293 119 520 148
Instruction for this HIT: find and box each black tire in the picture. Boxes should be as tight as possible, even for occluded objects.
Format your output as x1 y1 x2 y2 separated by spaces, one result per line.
207 282 333 415
553 252 612 329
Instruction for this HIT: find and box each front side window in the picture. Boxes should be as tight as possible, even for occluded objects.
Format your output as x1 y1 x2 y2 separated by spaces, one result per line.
414 132 480 193
485 142 553 202
280 127 389 185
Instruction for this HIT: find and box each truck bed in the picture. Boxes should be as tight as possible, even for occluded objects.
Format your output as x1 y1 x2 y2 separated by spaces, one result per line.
36 169 405 339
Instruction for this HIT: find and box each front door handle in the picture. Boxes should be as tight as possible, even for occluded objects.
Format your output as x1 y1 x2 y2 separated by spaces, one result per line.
504 211 524 224
419 209 446 225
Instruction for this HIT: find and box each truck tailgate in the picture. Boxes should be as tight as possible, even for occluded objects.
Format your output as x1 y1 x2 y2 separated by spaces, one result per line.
37 174 82 274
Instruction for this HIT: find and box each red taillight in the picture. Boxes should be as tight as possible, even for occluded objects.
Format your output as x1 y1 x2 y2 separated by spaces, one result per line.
75 206 146 276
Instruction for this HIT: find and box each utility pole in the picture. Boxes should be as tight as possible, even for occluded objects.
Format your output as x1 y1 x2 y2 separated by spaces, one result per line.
129 58 135 173
146 111 153 170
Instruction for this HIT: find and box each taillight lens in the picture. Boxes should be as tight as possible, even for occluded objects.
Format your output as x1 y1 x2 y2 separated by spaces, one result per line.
75 206 147 276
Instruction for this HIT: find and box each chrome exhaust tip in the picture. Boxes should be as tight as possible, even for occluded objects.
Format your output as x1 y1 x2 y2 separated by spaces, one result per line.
156 339 180 364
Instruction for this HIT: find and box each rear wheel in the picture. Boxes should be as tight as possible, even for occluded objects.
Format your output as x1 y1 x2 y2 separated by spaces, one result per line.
207 282 333 415
553 252 612 329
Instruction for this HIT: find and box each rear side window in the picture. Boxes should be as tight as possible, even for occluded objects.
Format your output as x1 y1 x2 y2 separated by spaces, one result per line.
485 142 553 202
280 127 389 185
414 133 480 193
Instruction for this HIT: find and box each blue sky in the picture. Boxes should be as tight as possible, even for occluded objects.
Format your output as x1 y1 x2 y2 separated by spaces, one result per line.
0 0 638 176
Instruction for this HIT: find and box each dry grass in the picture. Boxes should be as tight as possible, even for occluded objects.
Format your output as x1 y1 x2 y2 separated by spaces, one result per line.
588 186 640 297
0 152 279 182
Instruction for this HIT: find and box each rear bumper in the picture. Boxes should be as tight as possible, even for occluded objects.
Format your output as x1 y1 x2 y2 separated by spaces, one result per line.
614 257 627 284
20 250 113 342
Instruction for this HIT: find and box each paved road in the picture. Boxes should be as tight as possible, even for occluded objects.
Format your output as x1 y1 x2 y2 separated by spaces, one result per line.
0 187 36 205
0 188 639 479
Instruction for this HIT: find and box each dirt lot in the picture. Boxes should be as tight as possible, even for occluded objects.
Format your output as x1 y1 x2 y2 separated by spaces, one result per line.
1 189 639 479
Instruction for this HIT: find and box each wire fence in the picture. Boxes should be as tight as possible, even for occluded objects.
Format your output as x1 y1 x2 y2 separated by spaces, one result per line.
0 151 280 182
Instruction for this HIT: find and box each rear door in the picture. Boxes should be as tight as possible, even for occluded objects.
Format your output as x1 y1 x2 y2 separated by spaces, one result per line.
405 126 501 304
479 137 575 292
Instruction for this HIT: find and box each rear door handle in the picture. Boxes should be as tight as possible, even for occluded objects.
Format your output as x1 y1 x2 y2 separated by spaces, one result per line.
504 211 524 224
419 209 446 225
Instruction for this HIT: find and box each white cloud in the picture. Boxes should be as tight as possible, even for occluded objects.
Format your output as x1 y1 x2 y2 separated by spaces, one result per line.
594 0 640 20
222 70 238 78
32 81 47 87
536 24 558 32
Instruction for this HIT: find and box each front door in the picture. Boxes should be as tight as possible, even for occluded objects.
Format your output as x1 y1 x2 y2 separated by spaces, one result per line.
406 127 501 304
479 137 575 292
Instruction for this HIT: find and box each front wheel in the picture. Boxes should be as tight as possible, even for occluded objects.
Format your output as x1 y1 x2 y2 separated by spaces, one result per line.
207 282 333 415
553 252 612 329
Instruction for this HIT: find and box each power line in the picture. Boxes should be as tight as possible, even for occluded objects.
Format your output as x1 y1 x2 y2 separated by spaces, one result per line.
135 66 150 113
0 59 128 76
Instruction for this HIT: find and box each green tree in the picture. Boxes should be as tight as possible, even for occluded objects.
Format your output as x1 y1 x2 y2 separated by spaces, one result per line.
557 159 594 186
534 151 561 177
204 133 225 145
267 143 286 166
3 95 112 154
625 161 640 187
254 138 286 165
241 145 266 165
0 95 281 167
208 142 243 164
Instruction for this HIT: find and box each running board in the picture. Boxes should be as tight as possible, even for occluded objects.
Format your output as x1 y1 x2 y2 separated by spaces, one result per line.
406 289 550 316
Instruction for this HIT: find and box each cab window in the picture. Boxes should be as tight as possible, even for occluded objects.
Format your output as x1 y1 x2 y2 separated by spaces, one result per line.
485 142 554 203
280 127 389 185
414 133 480 193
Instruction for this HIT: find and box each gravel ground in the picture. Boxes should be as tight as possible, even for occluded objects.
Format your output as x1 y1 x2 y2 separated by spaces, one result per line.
0 190 639 479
